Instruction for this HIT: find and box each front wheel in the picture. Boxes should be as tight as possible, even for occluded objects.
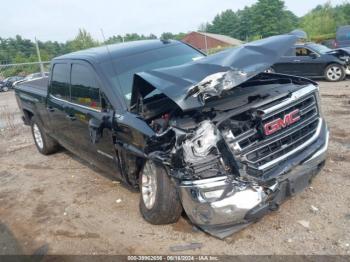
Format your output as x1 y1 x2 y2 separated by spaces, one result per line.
139 160 182 225
324 64 345 82
1 86 9 92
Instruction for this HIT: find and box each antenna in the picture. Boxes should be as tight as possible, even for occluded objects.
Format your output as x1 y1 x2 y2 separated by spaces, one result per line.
100 29 113 58
100 28 126 108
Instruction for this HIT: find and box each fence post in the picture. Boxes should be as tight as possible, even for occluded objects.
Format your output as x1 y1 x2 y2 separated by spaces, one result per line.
35 37 45 77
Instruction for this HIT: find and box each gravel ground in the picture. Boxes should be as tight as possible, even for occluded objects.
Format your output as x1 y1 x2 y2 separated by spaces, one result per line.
0 81 349 255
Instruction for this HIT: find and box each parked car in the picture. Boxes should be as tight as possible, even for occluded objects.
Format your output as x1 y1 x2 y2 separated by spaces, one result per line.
15 35 328 239
335 25 350 48
271 42 350 81
0 81 8 92
3 76 24 88
320 39 337 49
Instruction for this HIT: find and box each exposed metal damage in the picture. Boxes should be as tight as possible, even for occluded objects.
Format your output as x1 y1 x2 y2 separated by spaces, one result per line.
185 70 248 101
129 33 329 239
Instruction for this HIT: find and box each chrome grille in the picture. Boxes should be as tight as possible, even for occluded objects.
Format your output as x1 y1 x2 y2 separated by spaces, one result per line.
221 85 321 172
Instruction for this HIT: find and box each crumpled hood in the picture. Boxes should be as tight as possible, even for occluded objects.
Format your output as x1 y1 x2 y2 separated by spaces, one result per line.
328 47 350 53
131 34 299 111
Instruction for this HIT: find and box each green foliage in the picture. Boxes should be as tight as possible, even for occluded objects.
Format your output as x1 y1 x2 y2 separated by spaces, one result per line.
207 46 232 55
300 2 350 39
105 33 157 44
207 10 239 38
205 0 298 41
2 1 350 77
310 33 336 42
66 29 99 52
160 32 186 40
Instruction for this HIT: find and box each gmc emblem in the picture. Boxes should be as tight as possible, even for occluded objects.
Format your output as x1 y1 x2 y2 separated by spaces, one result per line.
263 109 301 136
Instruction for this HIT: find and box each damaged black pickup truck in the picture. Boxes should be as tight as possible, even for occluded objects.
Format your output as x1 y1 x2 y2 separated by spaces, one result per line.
15 33 329 238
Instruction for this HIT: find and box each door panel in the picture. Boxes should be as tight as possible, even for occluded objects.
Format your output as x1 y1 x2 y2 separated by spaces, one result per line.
64 62 118 174
47 96 72 146
273 48 297 75
47 63 72 145
293 47 324 76
274 56 297 75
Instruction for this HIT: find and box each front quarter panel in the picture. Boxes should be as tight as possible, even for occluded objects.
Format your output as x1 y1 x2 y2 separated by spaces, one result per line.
114 111 155 156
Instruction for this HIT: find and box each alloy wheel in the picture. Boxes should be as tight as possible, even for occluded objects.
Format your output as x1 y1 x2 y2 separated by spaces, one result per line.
141 161 158 210
327 66 342 81
33 124 44 149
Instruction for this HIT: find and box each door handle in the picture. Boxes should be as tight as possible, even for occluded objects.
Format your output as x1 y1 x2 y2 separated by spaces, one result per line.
293 59 301 62
47 106 55 112
66 114 76 121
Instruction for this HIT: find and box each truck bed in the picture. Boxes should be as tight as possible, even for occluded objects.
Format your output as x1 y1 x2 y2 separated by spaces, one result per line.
15 77 48 97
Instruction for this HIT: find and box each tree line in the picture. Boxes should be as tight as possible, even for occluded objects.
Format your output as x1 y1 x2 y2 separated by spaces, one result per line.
1 0 349 77
204 0 350 41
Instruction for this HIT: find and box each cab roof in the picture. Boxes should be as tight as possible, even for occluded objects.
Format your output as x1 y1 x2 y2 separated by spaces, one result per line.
54 39 181 64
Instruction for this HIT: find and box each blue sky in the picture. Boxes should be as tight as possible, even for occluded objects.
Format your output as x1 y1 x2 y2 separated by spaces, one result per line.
1 0 348 42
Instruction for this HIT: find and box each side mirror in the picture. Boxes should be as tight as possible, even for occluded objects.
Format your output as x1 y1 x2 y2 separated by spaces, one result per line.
88 113 112 144
309 53 318 59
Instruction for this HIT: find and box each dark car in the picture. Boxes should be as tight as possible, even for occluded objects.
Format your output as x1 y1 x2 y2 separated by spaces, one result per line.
14 35 329 239
335 25 350 48
12 72 49 88
0 80 6 92
4 76 25 88
271 43 350 81
321 39 337 49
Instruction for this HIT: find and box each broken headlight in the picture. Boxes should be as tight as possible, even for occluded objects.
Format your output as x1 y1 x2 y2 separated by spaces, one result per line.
182 120 221 162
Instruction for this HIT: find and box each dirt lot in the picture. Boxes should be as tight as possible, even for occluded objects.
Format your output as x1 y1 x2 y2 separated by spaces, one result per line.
0 81 349 255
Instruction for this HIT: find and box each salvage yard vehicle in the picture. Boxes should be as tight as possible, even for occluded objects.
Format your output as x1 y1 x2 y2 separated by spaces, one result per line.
15 34 329 239
0 82 9 92
271 42 350 81
1 76 24 90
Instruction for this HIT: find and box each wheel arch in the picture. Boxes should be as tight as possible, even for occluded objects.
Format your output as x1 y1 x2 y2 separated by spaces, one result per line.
22 109 34 125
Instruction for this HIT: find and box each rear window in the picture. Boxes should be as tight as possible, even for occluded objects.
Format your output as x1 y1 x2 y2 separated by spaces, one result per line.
51 63 70 100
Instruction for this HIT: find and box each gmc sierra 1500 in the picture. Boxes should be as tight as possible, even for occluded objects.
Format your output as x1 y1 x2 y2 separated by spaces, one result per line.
15 33 329 238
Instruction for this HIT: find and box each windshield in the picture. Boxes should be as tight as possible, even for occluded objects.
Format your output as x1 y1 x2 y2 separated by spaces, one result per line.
308 43 331 54
103 43 204 104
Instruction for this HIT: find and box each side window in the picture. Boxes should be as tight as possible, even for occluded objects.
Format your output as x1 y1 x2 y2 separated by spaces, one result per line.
51 63 70 100
71 64 101 110
296 48 314 56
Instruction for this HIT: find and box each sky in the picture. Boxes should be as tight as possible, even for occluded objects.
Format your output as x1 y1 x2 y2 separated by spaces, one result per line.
1 0 347 42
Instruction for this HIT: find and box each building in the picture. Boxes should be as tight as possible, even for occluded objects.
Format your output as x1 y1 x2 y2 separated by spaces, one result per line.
182 32 243 51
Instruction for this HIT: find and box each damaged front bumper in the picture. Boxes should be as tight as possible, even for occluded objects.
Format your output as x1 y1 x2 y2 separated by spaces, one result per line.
179 119 329 239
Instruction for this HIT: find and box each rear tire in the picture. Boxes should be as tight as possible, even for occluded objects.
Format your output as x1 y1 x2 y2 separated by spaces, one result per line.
139 160 182 225
324 64 345 82
2 86 8 92
31 116 59 155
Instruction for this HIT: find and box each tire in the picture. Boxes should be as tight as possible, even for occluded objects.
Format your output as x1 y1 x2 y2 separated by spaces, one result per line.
324 64 345 82
139 160 182 225
31 116 59 155
2 86 8 92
